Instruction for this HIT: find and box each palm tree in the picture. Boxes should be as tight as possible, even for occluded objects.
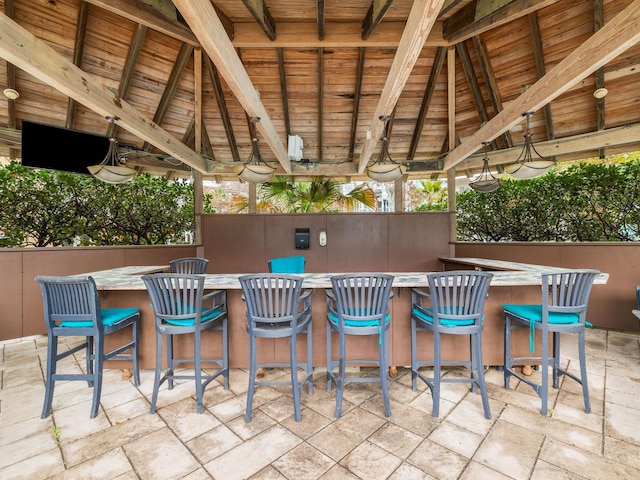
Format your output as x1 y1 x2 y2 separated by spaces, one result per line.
230 176 377 213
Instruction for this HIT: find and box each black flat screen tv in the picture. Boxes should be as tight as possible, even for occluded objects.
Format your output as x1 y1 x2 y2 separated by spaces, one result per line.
21 120 110 175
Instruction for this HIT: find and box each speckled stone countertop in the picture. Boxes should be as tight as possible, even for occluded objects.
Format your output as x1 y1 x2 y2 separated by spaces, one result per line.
84 259 608 291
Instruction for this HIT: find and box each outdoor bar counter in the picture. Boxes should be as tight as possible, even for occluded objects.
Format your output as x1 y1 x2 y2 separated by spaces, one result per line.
92 260 608 370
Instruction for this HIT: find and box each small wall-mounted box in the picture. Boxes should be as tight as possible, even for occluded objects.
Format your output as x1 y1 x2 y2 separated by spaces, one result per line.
295 228 310 249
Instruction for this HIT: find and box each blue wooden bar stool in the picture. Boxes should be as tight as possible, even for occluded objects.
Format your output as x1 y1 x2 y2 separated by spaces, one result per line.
503 270 599 415
36 275 140 419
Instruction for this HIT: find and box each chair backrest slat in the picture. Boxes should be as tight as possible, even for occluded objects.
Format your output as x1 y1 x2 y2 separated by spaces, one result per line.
36 276 101 330
542 270 599 318
330 274 394 323
239 274 305 330
169 257 208 275
142 274 206 324
426 271 493 324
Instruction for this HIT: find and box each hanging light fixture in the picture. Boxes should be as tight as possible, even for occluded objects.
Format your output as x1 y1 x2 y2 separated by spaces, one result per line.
469 142 501 192
87 116 136 184
366 115 407 182
504 112 555 179
233 117 276 183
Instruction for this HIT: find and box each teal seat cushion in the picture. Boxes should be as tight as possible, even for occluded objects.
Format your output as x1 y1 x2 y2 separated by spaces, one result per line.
502 304 589 352
328 310 390 344
164 307 224 327
412 306 476 328
269 256 305 274
61 307 139 328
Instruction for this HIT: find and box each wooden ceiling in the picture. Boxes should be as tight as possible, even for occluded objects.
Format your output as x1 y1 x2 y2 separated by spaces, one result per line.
1 0 640 182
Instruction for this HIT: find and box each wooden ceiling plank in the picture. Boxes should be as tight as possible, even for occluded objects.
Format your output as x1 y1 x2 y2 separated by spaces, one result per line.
174 0 291 173
528 12 553 141
141 42 193 151
0 13 208 172
443 0 640 171
204 55 240 163
439 0 475 21
472 36 512 148
84 0 198 45
408 46 446 160
349 48 366 162
241 0 276 41
446 0 556 44
66 1 89 130
362 0 395 41
357 0 447 173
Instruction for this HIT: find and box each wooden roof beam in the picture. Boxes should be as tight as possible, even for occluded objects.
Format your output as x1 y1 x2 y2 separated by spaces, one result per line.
358 0 446 173
84 0 199 45
241 0 276 41
317 0 326 41
445 0 556 44
443 0 640 171
348 48 366 162
528 12 553 141
204 55 239 163
0 13 208 172
277 48 291 137
65 2 89 130
362 0 395 40
408 46 446 160
174 0 291 173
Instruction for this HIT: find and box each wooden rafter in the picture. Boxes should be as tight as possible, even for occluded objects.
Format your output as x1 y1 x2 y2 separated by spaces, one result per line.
472 35 512 149
204 55 240 163
173 0 291 173
241 0 276 41
108 23 148 138
142 42 194 151
318 47 324 163
66 2 89 130
317 0 325 41
349 48 366 162
528 12 553 141
277 48 291 137
358 0 446 173
0 13 207 172
362 0 395 40
408 46 446 160
84 0 198 45
594 0 605 159
443 0 640 171
445 0 556 44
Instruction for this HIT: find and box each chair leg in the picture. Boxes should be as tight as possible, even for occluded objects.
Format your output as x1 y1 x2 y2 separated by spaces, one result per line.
306 323 313 395
167 334 174 390
132 319 140 387
222 318 229 390
90 335 104 419
469 335 477 394
290 334 302 422
504 314 512 389
326 326 333 393
410 318 418 391
540 328 549 415
194 330 204 414
552 332 561 389
379 328 391 417
41 335 58 419
87 336 95 387
245 334 257 422
432 331 442 418
474 332 491 419
150 332 163 414
334 332 346 418
578 328 591 414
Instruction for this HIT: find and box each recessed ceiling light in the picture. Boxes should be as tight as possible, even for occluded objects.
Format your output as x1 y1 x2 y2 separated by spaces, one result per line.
593 87 608 99
3 88 19 100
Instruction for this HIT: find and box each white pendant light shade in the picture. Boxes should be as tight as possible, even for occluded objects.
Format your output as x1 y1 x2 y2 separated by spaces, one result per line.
469 144 501 192
234 117 276 184
366 115 406 183
505 112 555 180
87 163 136 184
88 117 136 184
366 163 407 182
233 163 275 184
504 160 554 179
